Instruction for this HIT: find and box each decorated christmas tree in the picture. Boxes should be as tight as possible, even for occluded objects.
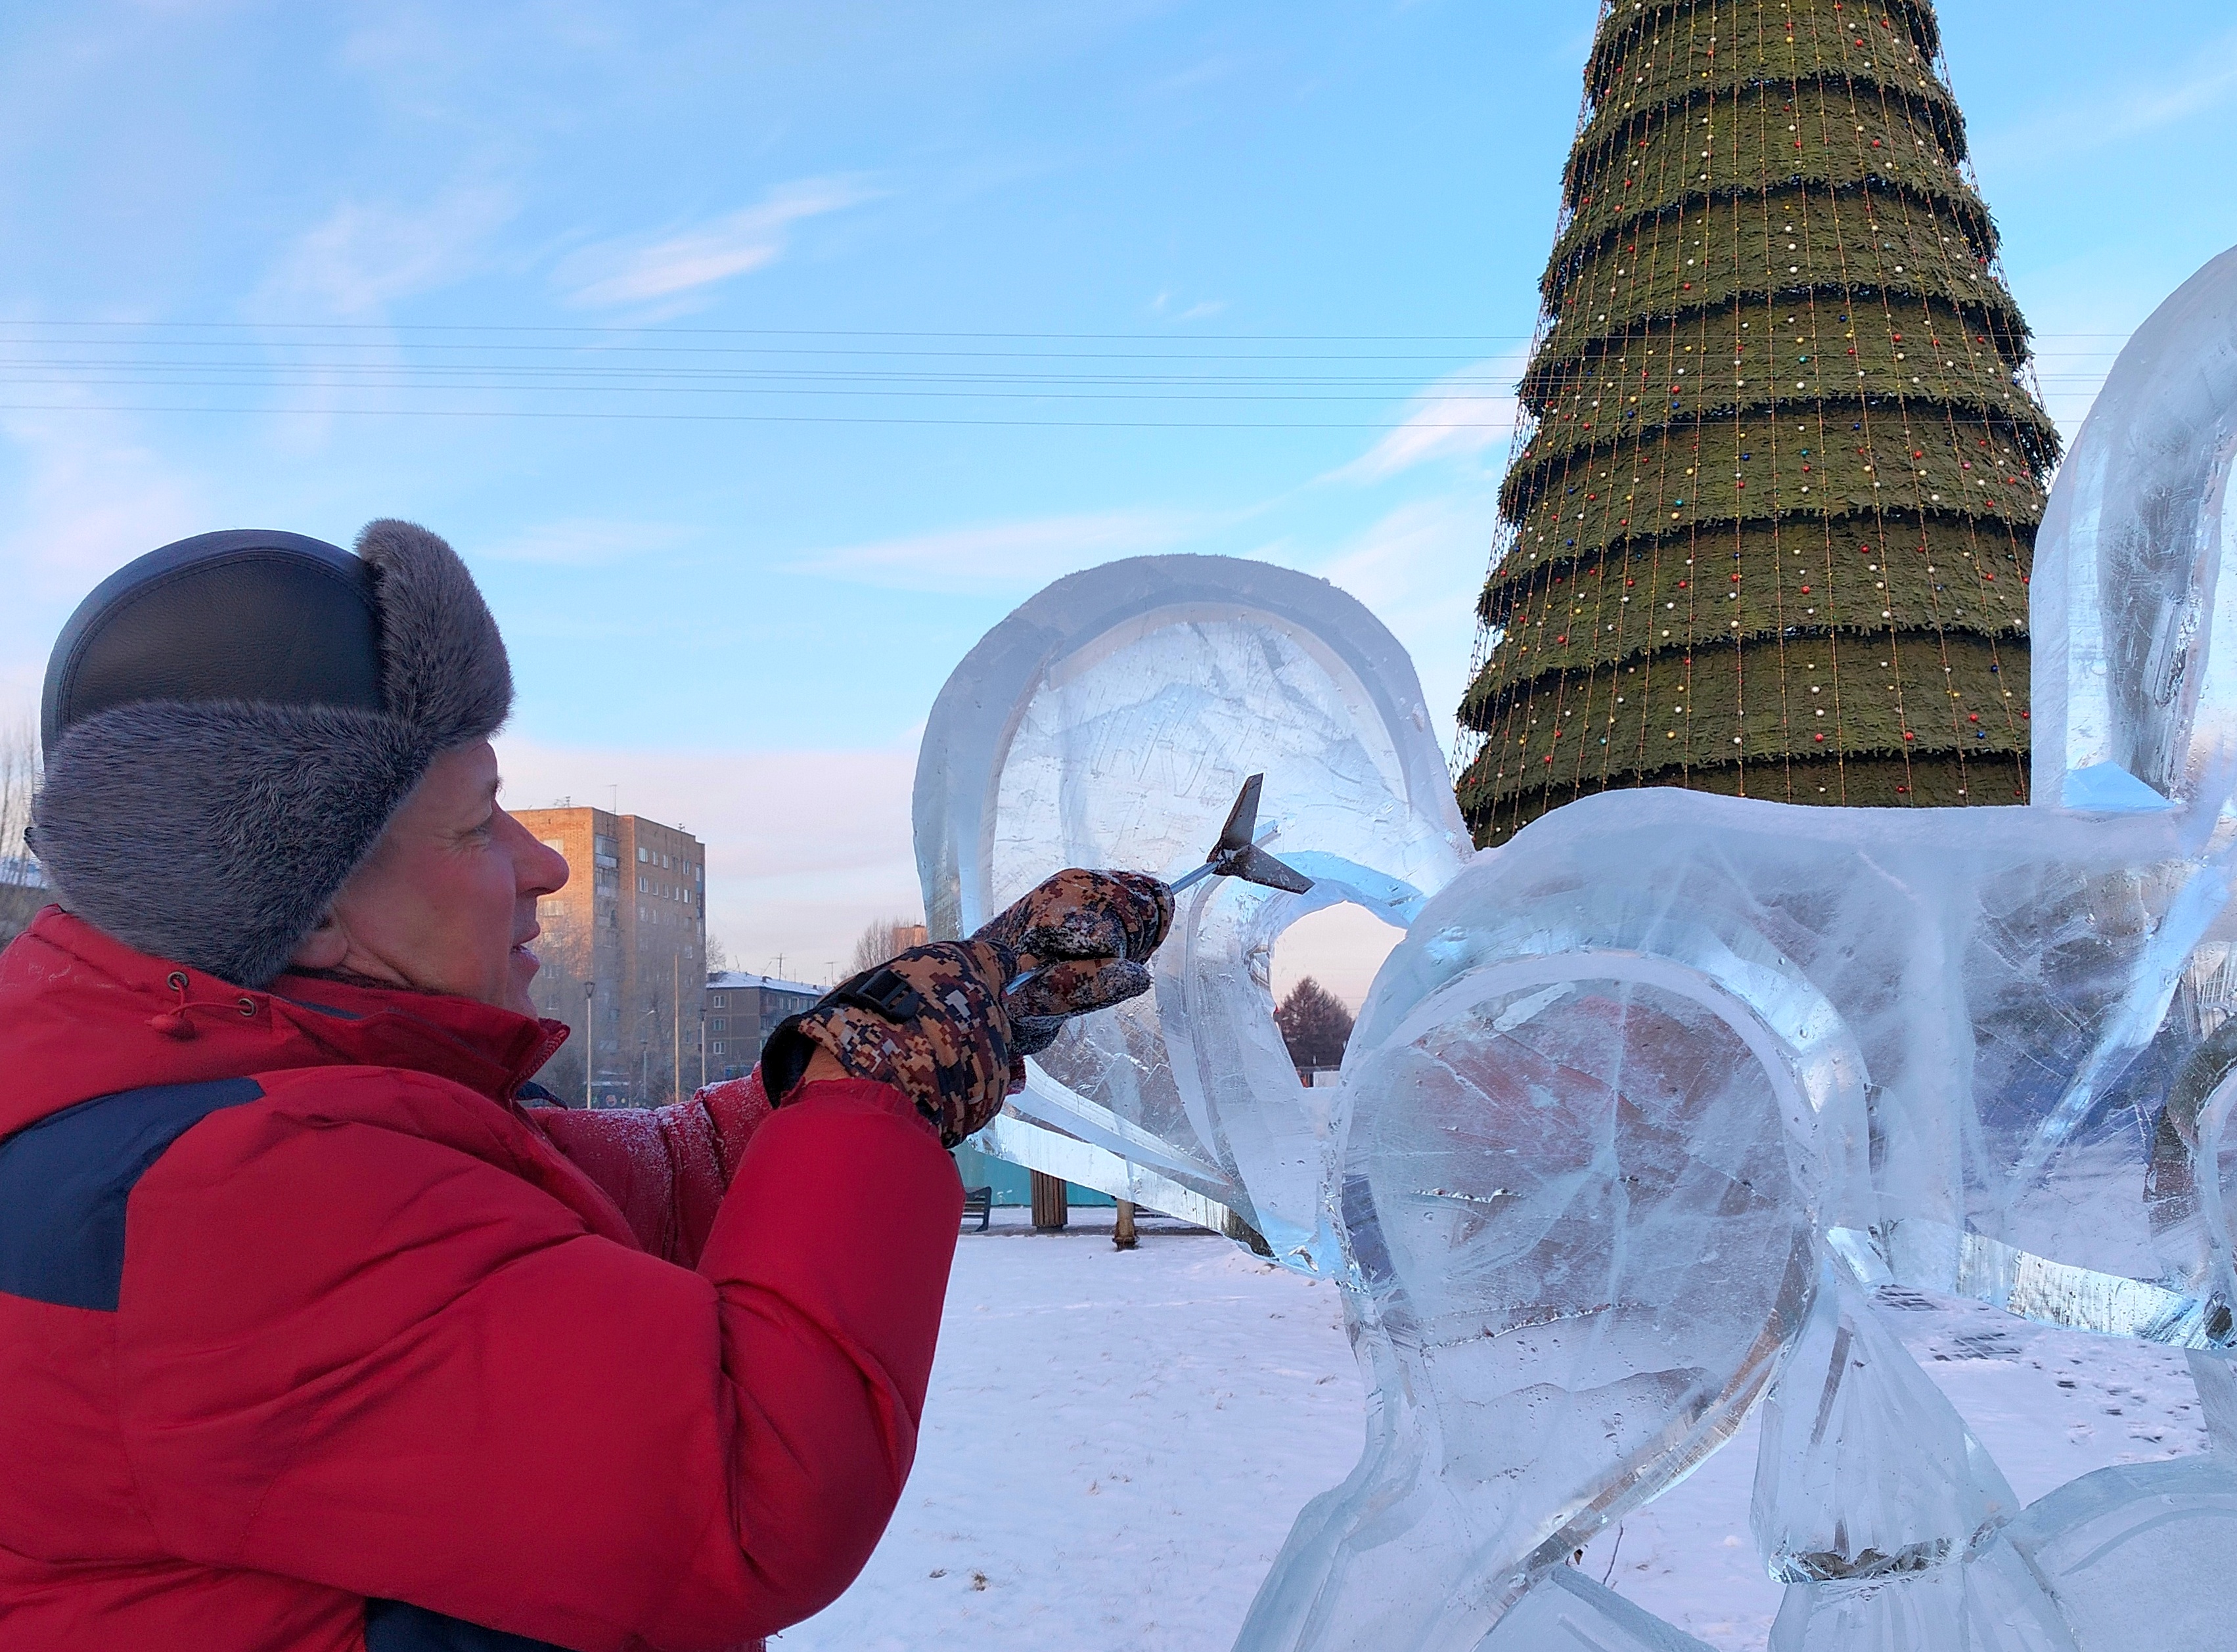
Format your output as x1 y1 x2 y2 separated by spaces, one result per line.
1455 0 2059 846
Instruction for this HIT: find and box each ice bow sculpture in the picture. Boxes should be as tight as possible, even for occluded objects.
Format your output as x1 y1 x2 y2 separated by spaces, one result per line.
914 245 2237 1652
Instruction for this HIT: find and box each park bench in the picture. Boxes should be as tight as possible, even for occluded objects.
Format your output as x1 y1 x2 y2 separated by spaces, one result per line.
960 1186 993 1232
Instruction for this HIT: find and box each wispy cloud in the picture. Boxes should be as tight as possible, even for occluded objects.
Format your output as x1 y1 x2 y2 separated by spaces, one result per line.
1150 290 1227 323
557 177 877 309
1303 487 1502 754
480 518 694 568
0 409 206 591
0 403 209 705
786 508 1207 594
125 0 257 14
261 183 516 317
1981 30 2237 166
1328 351 1524 484
1147 53 1253 97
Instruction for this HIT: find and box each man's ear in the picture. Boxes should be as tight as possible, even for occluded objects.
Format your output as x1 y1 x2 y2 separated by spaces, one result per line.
288 912 350 973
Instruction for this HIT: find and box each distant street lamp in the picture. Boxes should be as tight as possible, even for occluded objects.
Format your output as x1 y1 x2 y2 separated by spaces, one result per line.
582 979 596 1110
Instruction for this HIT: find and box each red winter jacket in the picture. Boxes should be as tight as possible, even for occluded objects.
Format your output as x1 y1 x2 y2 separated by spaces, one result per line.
0 908 963 1651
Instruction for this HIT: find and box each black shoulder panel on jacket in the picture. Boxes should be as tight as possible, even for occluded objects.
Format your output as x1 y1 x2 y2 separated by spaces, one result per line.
0 1079 263 1311
365 1599 572 1651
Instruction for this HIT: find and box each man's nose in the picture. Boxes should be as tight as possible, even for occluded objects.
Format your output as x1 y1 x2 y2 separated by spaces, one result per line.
501 811 570 895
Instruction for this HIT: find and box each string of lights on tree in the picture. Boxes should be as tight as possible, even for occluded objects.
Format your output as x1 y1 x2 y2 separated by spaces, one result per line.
1455 0 2060 847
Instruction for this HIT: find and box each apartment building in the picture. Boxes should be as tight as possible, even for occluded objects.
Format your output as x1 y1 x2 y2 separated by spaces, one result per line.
703 971 825 1082
512 806 706 1106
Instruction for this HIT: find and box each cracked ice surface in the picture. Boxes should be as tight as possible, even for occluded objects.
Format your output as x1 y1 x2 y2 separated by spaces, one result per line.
1259 968 1816 1649
1370 789 2237 1343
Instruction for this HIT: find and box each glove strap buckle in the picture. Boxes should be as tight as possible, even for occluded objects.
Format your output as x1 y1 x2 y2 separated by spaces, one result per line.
834 966 926 1022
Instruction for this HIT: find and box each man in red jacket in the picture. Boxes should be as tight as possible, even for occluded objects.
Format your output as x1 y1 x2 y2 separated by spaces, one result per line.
0 523 1171 1651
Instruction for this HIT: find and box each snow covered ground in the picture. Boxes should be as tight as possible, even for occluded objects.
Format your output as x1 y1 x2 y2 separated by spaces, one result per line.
778 1213 2214 1652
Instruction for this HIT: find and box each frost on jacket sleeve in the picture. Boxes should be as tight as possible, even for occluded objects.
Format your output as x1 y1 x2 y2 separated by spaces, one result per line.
114 1073 964 1651
532 1073 774 1266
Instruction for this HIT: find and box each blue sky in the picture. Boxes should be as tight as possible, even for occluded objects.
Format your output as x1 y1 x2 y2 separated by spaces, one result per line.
2 0 2232 993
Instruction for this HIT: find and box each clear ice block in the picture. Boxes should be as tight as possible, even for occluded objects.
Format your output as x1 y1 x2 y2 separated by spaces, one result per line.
1231 967 1815 1649
1753 1268 2016 1587
1999 1460 2237 1651
1766 1544 2080 1652
1476 1565 1717 1651
1751 1269 2062 1651
2032 244 2237 812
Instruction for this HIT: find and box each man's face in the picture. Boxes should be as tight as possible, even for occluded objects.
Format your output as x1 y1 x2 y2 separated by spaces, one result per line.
319 741 568 1014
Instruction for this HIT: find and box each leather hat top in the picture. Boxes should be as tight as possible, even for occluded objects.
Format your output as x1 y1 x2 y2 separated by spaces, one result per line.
41 529 382 756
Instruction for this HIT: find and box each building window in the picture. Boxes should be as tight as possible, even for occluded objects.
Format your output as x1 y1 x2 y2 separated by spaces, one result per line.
638 847 649 863
710 1042 725 1056
711 994 726 1008
711 1018 726 1032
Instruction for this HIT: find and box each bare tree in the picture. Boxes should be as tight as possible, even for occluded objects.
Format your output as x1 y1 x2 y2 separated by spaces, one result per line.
849 916 926 976
1275 977 1354 1074
0 717 45 948
705 933 731 973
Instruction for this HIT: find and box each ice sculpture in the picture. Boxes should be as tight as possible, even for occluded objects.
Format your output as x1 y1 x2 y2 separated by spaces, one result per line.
913 554 1476 1263
913 244 2237 1650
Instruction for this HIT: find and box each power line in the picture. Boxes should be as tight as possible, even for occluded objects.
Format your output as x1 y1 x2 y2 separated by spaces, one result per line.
7 319 1539 344
0 340 1517 366
0 403 1520 430
0 380 1518 406
3 318 2148 340
0 317 2131 430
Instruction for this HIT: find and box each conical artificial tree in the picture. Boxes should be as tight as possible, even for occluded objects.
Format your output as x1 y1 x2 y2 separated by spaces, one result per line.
1455 0 2059 846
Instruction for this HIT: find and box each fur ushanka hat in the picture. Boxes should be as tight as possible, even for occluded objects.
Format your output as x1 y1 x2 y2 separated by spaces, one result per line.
32 521 512 988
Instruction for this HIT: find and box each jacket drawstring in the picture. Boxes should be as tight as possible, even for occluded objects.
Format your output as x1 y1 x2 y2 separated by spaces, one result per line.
148 971 199 1040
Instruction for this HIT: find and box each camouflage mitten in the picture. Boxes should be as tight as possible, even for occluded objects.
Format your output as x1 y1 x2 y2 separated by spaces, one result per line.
761 941 1021 1148
971 869 1174 1056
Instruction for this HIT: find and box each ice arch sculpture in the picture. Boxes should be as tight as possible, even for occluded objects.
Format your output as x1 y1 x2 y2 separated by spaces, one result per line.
913 246 2237 1651
913 554 1476 1259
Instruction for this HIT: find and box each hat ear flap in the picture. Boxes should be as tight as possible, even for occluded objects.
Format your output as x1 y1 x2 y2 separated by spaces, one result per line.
355 519 513 749
32 701 426 987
